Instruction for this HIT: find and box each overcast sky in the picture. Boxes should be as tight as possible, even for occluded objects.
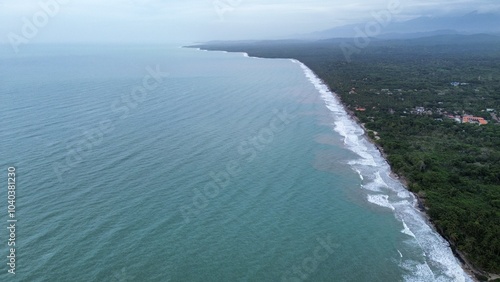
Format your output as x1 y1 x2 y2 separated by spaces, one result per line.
1 0 498 44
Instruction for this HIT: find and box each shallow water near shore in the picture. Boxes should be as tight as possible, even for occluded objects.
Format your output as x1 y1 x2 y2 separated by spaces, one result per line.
0 45 471 281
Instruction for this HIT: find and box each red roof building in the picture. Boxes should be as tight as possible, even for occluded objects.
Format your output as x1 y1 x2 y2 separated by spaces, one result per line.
462 116 488 125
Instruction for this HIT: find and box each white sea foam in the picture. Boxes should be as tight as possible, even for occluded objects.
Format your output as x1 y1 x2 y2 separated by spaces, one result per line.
367 194 395 210
401 260 437 282
294 59 473 282
362 185 381 192
362 171 388 192
354 168 364 181
401 219 416 238
242 52 259 59
398 190 411 199
398 249 403 258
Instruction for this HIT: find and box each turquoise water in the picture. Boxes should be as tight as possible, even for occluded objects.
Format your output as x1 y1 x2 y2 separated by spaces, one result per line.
0 45 471 281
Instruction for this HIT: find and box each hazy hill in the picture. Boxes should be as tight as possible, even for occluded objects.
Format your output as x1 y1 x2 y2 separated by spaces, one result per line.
297 11 500 39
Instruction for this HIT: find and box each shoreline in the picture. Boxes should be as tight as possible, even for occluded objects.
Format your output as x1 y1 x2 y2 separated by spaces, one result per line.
189 46 496 281
315 80 480 281
323 69 498 282
345 108 487 281
290 52 500 282
319 69 494 282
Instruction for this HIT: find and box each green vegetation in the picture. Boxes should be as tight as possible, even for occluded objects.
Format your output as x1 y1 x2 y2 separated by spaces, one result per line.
192 34 500 274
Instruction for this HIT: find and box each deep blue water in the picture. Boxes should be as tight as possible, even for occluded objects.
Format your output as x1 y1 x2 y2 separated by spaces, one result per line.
0 45 471 281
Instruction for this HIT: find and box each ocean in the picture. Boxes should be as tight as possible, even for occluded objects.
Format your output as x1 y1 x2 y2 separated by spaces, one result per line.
0 45 472 281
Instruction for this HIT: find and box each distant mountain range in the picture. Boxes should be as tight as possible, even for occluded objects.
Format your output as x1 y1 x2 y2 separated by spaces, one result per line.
297 11 500 40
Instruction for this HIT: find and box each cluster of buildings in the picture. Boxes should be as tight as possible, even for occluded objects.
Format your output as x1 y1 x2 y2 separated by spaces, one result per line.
462 115 488 125
443 114 489 125
412 106 492 125
413 107 432 115
349 84 496 126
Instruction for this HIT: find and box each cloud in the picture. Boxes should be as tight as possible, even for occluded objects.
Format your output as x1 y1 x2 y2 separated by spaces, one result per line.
0 0 497 44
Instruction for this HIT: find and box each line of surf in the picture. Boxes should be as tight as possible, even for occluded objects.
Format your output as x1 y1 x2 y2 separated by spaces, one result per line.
190 48 474 281
290 58 473 282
